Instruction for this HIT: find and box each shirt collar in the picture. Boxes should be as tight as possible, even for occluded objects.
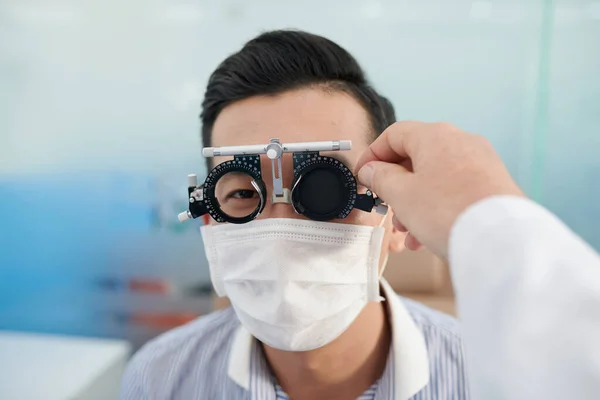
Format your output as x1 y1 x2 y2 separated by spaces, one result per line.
227 278 430 400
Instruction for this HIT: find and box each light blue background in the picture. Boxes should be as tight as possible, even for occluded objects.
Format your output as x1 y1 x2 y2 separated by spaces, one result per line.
0 0 598 347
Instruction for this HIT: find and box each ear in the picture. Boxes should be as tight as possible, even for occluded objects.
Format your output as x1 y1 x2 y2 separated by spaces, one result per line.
389 226 407 253
386 210 407 254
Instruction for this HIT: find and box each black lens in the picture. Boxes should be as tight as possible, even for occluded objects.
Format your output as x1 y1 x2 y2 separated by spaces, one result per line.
296 167 347 217
214 171 261 219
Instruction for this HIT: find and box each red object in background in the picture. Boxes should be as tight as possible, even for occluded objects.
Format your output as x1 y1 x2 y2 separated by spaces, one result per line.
128 312 199 329
128 279 172 294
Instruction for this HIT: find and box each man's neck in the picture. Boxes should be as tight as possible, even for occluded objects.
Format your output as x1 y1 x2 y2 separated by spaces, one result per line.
262 301 391 400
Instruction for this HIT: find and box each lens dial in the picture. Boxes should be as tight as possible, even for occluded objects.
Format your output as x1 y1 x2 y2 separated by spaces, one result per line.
203 155 266 223
291 152 357 221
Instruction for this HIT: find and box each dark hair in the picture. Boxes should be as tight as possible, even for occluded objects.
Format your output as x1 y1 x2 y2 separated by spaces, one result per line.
200 29 396 170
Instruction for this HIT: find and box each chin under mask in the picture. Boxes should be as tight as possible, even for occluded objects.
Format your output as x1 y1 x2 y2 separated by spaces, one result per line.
201 217 387 351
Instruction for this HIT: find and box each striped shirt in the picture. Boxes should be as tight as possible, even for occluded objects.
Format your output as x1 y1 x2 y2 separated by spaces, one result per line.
276 383 378 400
276 383 379 400
120 279 470 399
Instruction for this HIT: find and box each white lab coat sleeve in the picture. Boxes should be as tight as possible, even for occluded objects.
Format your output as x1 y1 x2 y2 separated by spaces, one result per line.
449 195 600 400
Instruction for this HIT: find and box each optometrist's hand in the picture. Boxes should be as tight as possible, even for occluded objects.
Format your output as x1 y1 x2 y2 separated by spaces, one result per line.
355 121 524 259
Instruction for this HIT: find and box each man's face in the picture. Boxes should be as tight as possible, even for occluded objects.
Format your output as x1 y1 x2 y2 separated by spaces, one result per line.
205 87 406 269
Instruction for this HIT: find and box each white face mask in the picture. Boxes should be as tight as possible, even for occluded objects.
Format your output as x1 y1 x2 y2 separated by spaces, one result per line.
201 217 386 351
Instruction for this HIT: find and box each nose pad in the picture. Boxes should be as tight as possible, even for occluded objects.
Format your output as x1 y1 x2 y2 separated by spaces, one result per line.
265 199 302 220
258 154 302 220
271 187 292 206
257 187 303 220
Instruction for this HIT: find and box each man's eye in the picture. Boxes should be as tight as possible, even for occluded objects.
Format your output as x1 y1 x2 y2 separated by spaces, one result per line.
228 190 256 199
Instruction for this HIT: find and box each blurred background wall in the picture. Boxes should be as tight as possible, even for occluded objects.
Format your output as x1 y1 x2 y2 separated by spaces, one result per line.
0 0 598 351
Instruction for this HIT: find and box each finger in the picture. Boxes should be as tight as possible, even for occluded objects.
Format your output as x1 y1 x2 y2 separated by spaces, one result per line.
405 233 423 251
355 120 424 174
357 161 412 204
392 215 408 232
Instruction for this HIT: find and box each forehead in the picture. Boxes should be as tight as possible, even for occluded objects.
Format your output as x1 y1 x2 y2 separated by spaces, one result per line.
210 88 372 168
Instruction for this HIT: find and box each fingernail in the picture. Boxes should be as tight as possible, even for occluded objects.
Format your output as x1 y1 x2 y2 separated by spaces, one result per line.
357 164 373 187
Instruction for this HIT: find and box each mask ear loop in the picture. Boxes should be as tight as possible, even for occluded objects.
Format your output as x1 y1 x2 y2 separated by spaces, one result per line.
378 206 389 227
379 254 390 280
374 205 390 301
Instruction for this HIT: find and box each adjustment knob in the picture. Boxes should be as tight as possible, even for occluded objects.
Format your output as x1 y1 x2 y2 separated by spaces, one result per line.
265 142 282 159
266 148 278 159
178 211 191 222
187 174 198 187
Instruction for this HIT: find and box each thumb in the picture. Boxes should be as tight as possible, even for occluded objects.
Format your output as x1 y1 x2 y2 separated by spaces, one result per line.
357 161 411 203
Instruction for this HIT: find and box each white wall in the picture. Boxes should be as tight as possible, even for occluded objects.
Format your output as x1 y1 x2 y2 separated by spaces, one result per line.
1 0 594 177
